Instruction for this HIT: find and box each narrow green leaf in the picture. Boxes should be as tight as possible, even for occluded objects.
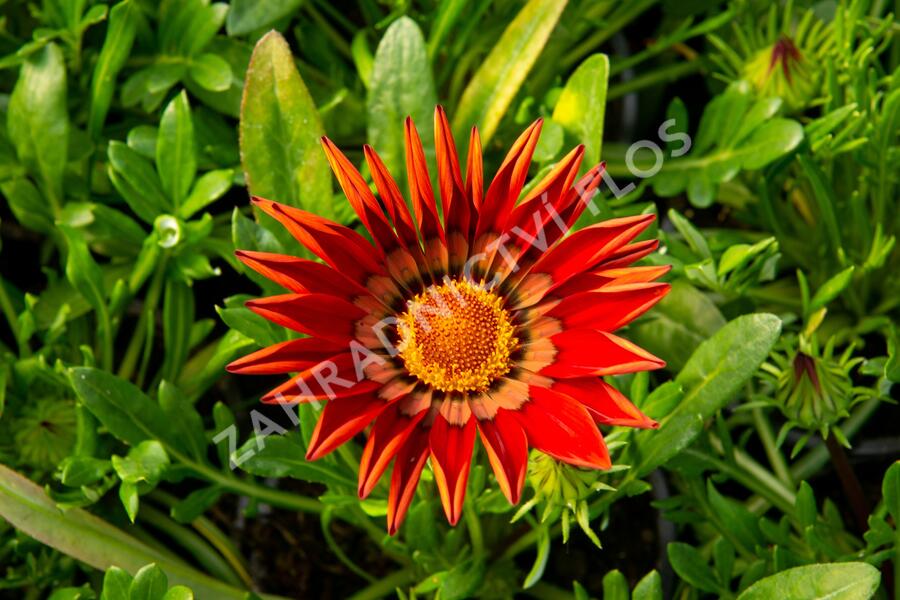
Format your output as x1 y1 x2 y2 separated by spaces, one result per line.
108 141 171 223
452 0 567 143
157 91 196 209
89 0 139 137
161 280 195 382
188 53 232 92
667 542 722 594
8 42 68 206
552 53 609 168
237 433 357 489
736 562 879 600
522 524 550 588
239 31 331 214
0 464 253 599
809 266 854 313
883 461 900 521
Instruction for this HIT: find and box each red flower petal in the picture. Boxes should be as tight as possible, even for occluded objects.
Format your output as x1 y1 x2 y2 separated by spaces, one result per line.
259 352 380 403
553 378 658 429
321 137 403 251
594 239 659 270
387 425 430 535
435 106 471 237
544 282 670 331
477 409 528 503
465 126 483 214
358 404 428 498
404 117 446 245
364 145 421 249
306 393 394 460
226 337 346 375
235 250 371 300
245 293 365 341
513 386 611 469
429 413 477 525
476 119 542 238
539 329 665 378
252 198 386 284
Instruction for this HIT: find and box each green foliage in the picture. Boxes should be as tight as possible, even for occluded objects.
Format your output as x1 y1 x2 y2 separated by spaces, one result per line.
0 0 896 598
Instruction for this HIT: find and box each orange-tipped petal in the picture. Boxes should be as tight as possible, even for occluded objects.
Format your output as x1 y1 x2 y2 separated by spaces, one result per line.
358 404 428 498
477 409 528 504
539 329 665 378
226 337 346 375
513 386 611 469
465 126 483 214
434 106 471 236
235 250 371 299
306 393 393 461
404 117 445 245
544 282 671 331
553 378 658 429
245 293 365 341
387 425 430 535
429 414 476 526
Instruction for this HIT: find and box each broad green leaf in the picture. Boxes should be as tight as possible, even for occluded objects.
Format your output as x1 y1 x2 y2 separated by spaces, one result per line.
60 227 107 314
8 42 68 206
237 433 357 489
68 367 178 451
59 456 111 487
158 382 208 463
188 53 232 92
0 177 53 233
239 31 331 215
707 481 763 551
89 0 139 137
452 0 567 143
217 305 280 347
180 168 233 218
0 464 253 599
161 587 194 600
667 543 722 594
632 570 663 600
170 486 223 523
630 313 781 476
552 53 609 168
101 566 133 600
108 141 171 223
601 569 628 600
157 91 196 209
112 441 170 485
367 17 437 191
631 281 725 372
736 562 879 600
129 564 168 600
226 0 303 36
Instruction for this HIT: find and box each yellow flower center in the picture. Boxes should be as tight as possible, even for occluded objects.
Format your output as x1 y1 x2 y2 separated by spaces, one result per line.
397 278 517 393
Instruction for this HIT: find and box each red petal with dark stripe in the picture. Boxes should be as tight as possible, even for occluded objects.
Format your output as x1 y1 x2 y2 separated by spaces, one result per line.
306 393 393 460
235 250 370 299
364 145 421 249
477 409 528 504
540 329 665 378
226 337 346 375
358 405 428 498
405 117 445 245
435 106 471 236
553 378 658 429
259 352 380 403
387 425 430 535
513 386 611 469
246 293 365 341
429 414 476 525
545 282 670 331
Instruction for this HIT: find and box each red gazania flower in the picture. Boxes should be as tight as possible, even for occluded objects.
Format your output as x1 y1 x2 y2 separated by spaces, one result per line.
228 107 669 534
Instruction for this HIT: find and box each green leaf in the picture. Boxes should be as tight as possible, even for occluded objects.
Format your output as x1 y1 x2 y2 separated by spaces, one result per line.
809 266 855 314
170 487 222 523
632 570 663 600
367 16 437 192
68 367 178 450
59 456 111 487
226 0 303 36
237 432 357 489
552 53 609 168
180 169 233 218
601 569 629 600
667 542 722 594
707 481 763 551
108 141 171 223
129 564 167 600
883 461 900 521
188 53 232 92
630 314 781 476
161 280 195 381
60 227 107 314
452 0 567 143
631 281 725 372
239 31 331 214
89 0 139 137
8 42 68 205
158 381 208 463
100 566 133 600
522 524 550 588
157 91 196 209
161 587 193 600
668 208 711 259
0 464 251 599
217 305 280 347
0 177 54 233
736 562 880 600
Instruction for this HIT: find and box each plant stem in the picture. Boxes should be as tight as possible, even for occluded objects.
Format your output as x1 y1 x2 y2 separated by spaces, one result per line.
118 257 167 382
752 407 794 489
464 496 484 557
0 275 29 357
345 567 415 600
824 434 870 534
